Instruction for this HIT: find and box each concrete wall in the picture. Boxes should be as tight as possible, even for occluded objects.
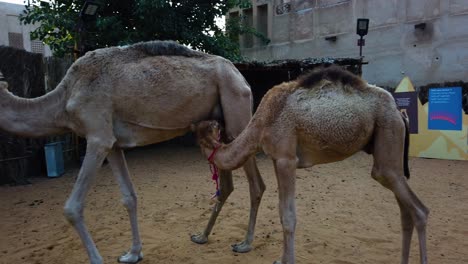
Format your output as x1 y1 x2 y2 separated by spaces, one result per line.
0 2 52 57
230 0 468 87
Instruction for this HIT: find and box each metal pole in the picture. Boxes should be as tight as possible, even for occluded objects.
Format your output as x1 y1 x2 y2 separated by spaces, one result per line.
359 36 364 76
359 57 363 76
359 36 363 57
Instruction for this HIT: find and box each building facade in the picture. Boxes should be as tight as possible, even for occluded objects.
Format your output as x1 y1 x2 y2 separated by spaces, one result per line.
229 0 468 87
0 2 52 56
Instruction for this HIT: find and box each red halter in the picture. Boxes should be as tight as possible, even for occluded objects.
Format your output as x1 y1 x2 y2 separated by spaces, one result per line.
207 130 221 199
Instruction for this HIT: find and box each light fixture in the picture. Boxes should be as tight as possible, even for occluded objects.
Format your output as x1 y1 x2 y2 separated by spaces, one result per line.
356 18 370 76
356 18 369 37
356 18 370 58
80 1 100 17
76 1 100 58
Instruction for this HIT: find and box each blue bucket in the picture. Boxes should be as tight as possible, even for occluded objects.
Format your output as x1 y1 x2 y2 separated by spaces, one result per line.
44 142 64 177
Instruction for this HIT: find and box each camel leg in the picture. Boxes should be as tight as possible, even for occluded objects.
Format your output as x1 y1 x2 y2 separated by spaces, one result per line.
218 72 266 252
397 199 414 264
63 137 115 264
395 186 429 264
374 172 429 264
273 158 297 264
190 157 265 251
192 69 265 249
232 156 266 253
191 169 234 244
372 123 429 264
107 148 143 263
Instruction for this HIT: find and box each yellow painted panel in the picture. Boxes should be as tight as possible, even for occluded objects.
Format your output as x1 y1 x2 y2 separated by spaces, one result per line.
394 77 467 160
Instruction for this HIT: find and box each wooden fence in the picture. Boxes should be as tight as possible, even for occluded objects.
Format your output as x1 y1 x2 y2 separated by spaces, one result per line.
0 47 75 185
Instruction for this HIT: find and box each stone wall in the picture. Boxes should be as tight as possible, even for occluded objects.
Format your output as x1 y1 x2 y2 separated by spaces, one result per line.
230 0 468 87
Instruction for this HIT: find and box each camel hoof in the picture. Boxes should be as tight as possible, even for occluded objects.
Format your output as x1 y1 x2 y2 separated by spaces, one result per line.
117 251 143 264
191 233 208 244
231 241 252 253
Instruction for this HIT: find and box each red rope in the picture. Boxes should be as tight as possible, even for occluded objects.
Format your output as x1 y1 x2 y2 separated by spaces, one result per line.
207 130 221 198
209 162 220 199
207 146 219 163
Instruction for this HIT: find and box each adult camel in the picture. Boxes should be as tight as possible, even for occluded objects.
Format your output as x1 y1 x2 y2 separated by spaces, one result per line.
0 40 265 263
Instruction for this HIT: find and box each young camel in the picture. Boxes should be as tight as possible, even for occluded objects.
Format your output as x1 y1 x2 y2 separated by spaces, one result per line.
192 66 429 264
0 40 265 264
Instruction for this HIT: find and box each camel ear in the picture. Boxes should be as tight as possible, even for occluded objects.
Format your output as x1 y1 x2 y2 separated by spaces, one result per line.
190 123 197 132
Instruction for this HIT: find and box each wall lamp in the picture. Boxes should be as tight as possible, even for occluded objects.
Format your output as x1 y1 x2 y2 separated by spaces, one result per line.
356 18 369 37
80 1 100 18
356 18 369 57
75 1 101 58
356 18 369 76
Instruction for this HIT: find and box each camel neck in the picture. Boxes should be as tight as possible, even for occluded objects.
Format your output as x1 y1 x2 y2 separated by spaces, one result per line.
212 120 262 170
0 85 69 137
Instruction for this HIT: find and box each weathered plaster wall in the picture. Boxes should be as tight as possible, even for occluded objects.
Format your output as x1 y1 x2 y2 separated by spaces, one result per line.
233 0 468 87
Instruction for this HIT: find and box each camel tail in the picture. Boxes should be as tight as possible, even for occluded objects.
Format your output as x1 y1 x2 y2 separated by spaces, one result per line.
402 113 410 179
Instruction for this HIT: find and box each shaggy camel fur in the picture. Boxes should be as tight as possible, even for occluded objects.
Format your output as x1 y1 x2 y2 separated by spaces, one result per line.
192 66 429 264
0 41 266 264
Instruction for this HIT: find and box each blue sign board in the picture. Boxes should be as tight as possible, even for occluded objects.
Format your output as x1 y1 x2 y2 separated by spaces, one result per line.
428 87 462 131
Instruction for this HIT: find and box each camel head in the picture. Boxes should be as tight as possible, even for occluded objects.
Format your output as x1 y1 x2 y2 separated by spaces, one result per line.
191 120 222 150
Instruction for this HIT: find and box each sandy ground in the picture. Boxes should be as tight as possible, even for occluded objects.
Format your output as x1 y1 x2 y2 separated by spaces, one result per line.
0 143 467 264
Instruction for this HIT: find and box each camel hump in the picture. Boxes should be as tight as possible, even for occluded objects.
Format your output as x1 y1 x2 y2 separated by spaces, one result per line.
130 40 207 57
297 65 366 91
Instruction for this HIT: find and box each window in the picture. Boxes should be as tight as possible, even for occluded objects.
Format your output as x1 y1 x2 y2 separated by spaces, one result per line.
242 8 254 48
228 11 240 44
31 40 45 54
257 4 268 45
229 11 239 20
8 32 24 50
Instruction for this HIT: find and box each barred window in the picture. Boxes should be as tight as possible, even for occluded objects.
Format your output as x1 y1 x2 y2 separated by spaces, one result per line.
8 32 24 50
31 40 45 54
